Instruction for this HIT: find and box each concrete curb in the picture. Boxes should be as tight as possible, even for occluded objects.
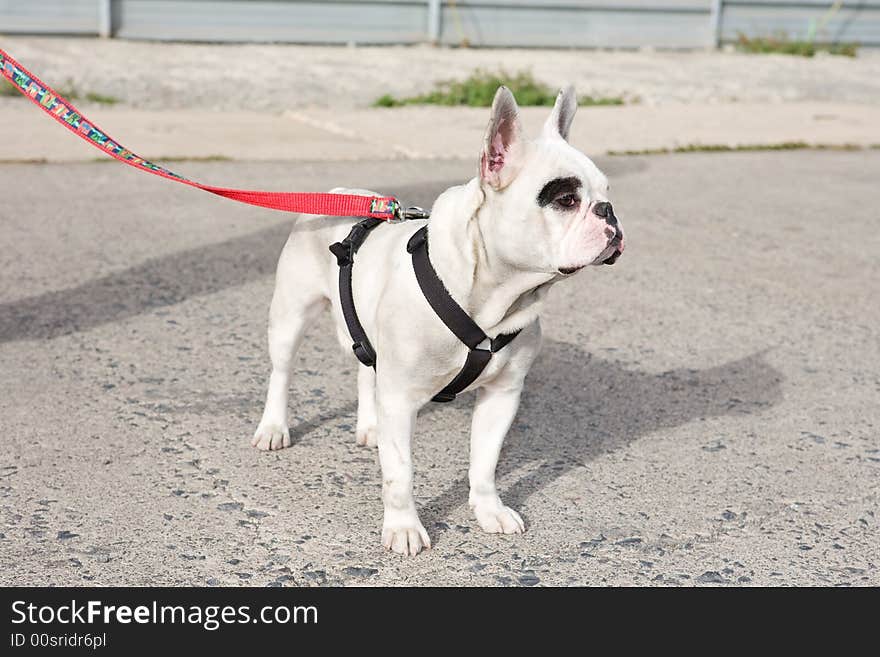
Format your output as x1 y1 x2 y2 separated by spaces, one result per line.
3 102 879 163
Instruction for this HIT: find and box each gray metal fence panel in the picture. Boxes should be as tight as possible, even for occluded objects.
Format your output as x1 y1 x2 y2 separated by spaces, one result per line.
0 0 876 48
438 2 712 48
720 1 880 46
0 0 99 34
114 0 428 44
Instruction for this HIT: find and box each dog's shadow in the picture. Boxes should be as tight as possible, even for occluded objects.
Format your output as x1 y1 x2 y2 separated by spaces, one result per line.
417 341 783 536
0 166 643 343
0 179 444 343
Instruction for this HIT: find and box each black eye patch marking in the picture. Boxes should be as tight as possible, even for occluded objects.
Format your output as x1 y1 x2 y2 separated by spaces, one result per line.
537 176 582 208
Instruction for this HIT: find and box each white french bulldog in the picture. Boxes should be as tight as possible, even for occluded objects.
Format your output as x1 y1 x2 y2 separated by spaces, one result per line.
252 86 624 555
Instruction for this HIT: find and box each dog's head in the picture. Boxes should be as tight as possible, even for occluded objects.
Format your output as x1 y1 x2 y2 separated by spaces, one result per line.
477 86 624 275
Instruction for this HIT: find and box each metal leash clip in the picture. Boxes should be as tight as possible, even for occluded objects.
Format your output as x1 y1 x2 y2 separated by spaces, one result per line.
390 204 431 222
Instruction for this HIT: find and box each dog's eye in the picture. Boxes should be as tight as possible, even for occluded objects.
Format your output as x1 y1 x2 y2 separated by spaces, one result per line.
555 194 580 209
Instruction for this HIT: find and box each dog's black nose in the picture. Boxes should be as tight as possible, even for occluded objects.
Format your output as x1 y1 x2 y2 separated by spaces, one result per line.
593 201 617 226
593 201 611 217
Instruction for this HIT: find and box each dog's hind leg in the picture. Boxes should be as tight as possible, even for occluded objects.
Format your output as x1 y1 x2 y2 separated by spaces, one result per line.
252 266 327 451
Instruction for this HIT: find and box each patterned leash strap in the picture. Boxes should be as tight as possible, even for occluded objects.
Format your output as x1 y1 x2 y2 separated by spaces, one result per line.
0 47 402 220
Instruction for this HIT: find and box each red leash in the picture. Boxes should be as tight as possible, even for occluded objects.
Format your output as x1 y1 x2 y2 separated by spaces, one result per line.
0 47 408 221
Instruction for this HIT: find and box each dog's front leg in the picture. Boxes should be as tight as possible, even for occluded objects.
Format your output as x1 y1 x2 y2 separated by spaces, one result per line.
375 388 430 556
468 384 526 534
355 365 378 447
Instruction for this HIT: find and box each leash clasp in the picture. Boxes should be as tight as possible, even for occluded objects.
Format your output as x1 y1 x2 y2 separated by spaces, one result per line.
390 205 431 223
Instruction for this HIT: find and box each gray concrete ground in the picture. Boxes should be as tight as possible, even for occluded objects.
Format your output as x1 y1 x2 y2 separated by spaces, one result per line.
1 150 878 586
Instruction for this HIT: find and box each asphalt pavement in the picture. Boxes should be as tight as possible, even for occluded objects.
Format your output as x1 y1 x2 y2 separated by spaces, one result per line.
1 151 877 586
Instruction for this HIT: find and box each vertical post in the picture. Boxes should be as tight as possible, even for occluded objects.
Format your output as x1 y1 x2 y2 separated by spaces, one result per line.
427 0 442 44
709 0 723 48
98 0 113 38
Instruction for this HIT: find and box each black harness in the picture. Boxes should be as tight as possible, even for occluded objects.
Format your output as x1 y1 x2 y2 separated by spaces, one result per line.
329 218 520 403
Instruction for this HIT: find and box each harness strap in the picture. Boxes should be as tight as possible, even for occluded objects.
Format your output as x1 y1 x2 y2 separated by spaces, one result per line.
329 218 384 368
430 349 493 403
407 227 487 349
406 226 521 403
330 223 520 403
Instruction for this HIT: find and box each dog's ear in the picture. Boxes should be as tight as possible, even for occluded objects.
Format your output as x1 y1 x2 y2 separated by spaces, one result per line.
542 86 577 141
480 86 524 190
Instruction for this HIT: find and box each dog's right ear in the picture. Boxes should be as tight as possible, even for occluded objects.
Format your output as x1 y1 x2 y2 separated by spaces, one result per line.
543 86 577 141
479 86 523 190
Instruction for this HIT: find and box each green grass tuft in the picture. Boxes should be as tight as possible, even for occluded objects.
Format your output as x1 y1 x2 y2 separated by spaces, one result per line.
55 81 79 100
89 155 232 163
607 142 865 156
85 91 119 105
1 79 20 97
1 78 119 104
157 155 232 162
736 33 858 58
578 95 625 107
373 69 624 108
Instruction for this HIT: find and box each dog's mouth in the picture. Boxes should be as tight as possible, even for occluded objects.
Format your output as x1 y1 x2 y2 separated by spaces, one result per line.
602 247 623 265
558 234 624 275
599 233 624 266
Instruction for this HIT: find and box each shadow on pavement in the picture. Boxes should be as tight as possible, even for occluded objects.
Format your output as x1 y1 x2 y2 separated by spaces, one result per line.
233 342 782 546
0 161 643 344
0 223 291 342
419 342 783 539
0 182 442 343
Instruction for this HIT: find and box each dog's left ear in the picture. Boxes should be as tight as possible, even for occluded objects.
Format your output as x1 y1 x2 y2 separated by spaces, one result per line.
480 86 524 190
542 86 577 141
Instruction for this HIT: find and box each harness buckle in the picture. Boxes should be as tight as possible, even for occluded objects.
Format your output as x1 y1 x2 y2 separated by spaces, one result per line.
329 240 353 267
351 341 377 367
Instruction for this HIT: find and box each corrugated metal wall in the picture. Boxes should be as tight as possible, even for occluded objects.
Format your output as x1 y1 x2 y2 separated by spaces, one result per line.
0 0 876 48
439 1 713 49
114 1 428 43
720 1 880 46
0 0 100 34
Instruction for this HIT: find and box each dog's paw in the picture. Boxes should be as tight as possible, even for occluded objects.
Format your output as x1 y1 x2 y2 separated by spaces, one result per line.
355 424 377 447
473 503 525 535
251 422 290 451
382 521 431 556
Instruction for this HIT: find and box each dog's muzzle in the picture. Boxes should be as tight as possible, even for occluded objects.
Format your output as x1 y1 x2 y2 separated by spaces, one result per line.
559 204 625 274
594 202 624 265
